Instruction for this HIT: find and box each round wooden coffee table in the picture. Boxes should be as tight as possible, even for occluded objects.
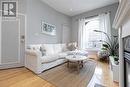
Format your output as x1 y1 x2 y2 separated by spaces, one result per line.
66 55 88 73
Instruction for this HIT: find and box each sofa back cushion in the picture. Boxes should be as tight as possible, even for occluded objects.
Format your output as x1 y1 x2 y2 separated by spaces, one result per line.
27 42 77 56
53 44 62 54
42 44 64 55
42 44 54 55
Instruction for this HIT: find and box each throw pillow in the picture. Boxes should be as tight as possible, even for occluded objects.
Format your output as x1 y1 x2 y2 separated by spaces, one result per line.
62 44 69 52
40 47 46 56
67 43 77 51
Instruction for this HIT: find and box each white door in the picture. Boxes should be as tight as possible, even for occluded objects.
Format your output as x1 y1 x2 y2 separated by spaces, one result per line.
0 16 25 69
62 24 71 43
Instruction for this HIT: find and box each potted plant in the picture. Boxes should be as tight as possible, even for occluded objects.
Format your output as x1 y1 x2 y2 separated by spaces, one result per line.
94 30 119 65
113 56 119 65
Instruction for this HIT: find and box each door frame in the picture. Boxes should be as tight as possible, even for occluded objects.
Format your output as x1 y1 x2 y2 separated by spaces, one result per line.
0 13 26 69
62 24 71 43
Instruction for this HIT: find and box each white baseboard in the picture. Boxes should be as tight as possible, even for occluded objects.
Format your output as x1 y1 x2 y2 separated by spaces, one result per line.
0 62 24 69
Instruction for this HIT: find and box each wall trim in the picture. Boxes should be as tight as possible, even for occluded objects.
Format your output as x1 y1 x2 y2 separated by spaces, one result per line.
113 0 130 29
0 62 23 69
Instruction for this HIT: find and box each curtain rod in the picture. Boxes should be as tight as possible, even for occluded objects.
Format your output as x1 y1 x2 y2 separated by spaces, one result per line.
85 15 98 19
85 11 110 19
76 11 111 21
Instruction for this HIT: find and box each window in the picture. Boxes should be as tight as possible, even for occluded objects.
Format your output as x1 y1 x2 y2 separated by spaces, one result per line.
78 13 110 50
83 17 102 49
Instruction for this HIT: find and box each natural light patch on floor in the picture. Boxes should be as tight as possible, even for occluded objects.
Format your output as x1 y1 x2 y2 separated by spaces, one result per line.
95 67 103 75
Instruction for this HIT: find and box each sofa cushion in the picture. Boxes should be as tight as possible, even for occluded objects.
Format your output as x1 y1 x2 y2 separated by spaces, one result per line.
58 53 67 58
41 54 59 63
42 44 54 55
53 44 62 54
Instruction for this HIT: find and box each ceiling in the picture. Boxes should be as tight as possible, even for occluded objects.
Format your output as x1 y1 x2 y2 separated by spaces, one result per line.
41 0 118 16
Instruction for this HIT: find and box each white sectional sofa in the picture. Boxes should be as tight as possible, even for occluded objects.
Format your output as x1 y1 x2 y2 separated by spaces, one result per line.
25 43 77 74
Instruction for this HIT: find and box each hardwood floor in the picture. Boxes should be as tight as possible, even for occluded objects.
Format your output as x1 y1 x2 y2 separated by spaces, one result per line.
87 54 119 87
0 54 119 87
0 68 55 87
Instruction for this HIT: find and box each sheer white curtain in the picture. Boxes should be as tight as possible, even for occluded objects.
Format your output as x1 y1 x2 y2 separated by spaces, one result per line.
78 17 99 50
78 18 87 49
99 13 111 42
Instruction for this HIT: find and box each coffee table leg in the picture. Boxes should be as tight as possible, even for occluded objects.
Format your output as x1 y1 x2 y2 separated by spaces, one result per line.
77 61 80 73
81 61 83 68
67 61 69 68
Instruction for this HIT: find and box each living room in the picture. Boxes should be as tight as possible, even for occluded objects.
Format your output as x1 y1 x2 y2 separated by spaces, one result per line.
0 0 130 87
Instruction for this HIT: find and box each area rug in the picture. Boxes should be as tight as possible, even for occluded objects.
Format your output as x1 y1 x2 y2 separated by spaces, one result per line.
38 60 97 87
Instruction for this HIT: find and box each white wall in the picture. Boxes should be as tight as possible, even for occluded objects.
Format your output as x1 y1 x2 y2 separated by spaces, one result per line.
71 3 118 42
27 0 72 44
26 1 118 44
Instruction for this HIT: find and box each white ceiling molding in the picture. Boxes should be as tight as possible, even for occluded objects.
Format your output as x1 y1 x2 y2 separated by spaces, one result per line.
41 0 118 16
113 0 130 29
